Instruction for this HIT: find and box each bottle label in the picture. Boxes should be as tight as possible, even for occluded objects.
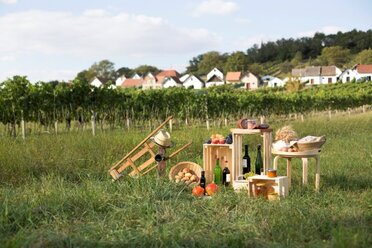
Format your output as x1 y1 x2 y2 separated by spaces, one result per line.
242 160 247 168
226 174 231 182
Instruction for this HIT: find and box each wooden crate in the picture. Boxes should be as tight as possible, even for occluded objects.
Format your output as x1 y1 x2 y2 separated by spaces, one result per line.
203 144 233 183
247 175 289 197
230 128 272 182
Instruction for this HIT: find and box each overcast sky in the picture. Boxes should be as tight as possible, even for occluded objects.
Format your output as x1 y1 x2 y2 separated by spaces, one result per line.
0 0 371 82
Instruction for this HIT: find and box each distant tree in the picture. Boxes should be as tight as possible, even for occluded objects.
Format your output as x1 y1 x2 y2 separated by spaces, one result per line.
117 67 134 77
353 49 372 64
75 69 96 85
186 54 203 74
317 46 351 67
224 51 248 72
248 63 264 76
133 65 160 76
88 60 117 84
197 51 227 75
291 51 303 67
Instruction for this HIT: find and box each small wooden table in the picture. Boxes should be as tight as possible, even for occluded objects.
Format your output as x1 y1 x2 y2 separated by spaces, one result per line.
272 150 321 191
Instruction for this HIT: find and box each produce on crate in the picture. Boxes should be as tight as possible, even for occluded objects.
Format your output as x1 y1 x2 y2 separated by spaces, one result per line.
204 133 233 145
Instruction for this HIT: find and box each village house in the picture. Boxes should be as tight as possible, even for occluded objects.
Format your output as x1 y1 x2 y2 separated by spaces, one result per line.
120 78 143 88
182 74 205 89
240 72 260 90
261 75 284 87
179 74 190 83
142 72 162 90
339 64 372 82
115 75 126 87
89 76 105 88
162 76 182 88
292 66 342 85
225 72 243 85
206 68 224 87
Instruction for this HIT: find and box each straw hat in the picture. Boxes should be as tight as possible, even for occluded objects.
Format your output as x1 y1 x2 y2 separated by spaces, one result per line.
150 129 173 148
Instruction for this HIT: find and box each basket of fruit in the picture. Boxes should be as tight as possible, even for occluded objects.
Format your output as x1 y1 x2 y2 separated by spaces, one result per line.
295 136 326 151
169 162 202 186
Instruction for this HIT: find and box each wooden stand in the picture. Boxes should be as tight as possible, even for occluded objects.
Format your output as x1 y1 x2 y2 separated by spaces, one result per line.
231 128 272 186
247 175 289 197
272 150 321 191
203 144 233 183
109 116 191 180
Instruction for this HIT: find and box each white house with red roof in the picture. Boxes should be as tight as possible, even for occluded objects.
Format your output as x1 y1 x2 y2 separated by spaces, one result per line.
225 72 242 85
339 64 372 82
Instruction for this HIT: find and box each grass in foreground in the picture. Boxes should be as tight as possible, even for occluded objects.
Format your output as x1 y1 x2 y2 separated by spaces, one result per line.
0 113 371 247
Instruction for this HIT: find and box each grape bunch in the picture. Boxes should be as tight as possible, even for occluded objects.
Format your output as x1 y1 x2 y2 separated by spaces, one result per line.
225 133 233 144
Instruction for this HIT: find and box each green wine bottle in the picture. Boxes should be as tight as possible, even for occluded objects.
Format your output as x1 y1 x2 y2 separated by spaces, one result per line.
255 144 263 175
214 158 222 184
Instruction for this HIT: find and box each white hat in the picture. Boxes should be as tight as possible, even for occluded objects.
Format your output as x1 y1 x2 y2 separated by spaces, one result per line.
150 129 173 148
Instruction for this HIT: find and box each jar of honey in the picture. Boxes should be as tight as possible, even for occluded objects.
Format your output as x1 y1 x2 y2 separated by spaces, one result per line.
267 169 277 178
255 183 267 198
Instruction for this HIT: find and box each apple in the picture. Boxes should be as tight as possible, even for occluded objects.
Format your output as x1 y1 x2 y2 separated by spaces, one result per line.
211 138 219 144
219 138 225 144
205 183 218 196
192 186 205 197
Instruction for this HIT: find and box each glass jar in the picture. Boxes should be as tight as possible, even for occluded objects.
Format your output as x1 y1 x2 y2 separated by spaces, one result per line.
255 183 267 198
267 169 277 178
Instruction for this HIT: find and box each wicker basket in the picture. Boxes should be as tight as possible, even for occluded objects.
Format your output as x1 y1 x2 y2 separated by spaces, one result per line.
168 161 203 184
296 136 326 151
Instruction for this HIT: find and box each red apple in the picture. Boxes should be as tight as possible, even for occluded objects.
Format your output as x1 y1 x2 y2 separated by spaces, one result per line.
205 183 218 196
219 138 225 144
192 186 205 197
211 138 219 144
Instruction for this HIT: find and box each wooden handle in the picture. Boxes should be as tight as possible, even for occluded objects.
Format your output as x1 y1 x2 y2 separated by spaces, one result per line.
109 116 173 171
168 142 192 159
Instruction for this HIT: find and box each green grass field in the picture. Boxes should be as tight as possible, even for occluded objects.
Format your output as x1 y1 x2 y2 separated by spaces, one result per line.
0 113 371 247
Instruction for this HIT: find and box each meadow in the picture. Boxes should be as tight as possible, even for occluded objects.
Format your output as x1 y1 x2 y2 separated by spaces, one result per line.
0 112 371 247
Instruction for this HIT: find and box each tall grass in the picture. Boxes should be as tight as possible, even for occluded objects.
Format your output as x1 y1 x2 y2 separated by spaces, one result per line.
0 113 371 247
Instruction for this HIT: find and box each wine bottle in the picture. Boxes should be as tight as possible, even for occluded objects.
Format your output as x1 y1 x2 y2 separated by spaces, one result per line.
200 171 206 191
222 158 231 186
214 158 222 184
255 144 263 175
242 144 251 174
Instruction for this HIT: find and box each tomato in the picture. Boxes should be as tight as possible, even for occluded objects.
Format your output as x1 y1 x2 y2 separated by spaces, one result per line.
192 186 205 197
205 183 218 196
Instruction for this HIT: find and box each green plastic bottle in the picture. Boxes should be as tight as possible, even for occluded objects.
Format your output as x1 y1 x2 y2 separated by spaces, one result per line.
214 158 222 184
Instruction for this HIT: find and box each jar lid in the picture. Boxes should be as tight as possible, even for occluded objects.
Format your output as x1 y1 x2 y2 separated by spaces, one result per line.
256 183 266 186
267 169 277 172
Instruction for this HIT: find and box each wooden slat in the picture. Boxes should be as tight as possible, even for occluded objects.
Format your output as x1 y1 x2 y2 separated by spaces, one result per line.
129 157 155 176
128 158 141 176
141 164 159 176
144 142 156 157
